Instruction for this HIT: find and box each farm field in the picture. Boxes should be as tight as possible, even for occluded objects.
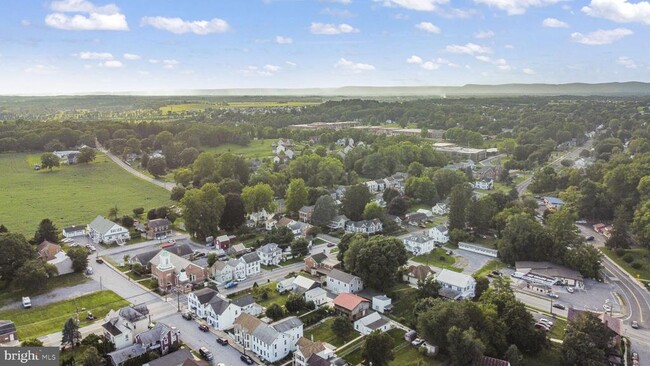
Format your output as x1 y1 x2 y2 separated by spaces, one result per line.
202 139 276 158
0 153 172 236
159 101 320 113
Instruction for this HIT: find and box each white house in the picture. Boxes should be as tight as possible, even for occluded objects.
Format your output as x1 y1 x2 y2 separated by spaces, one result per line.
436 269 476 300
232 314 303 363
87 215 130 244
250 209 270 225
62 225 86 238
102 305 150 350
344 219 383 235
48 251 74 276
232 295 264 317
458 242 498 258
432 202 449 215
256 243 282 266
187 288 220 319
304 287 328 306
294 337 338 366
204 295 242 330
372 295 393 314
416 209 434 218
328 215 349 230
277 277 296 293
354 312 393 335
211 259 246 284
474 179 494 190
240 252 261 277
402 234 435 255
326 269 363 294
428 224 449 244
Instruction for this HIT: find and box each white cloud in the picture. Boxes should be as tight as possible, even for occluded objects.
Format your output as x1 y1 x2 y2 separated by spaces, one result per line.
473 0 563 15
21 20 31 27
415 21 441 33
616 56 637 69
393 13 410 20
504 44 514 49
475 55 492 62
380 0 449 12
123 53 141 60
445 43 491 55
24 64 56 75
77 51 113 60
149 59 159 64
475 55 512 70
45 0 128 31
321 0 352 3
421 61 440 70
406 55 423 64
101 60 123 68
162 59 179 69
474 30 495 39
310 22 359 34
276 36 293 44
285 61 298 67
141 16 230 35
570 28 633 45
523 68 536 74
240 64 282 76
335 58 375 73
582 0 650 25
321 8 354 17
264 64 281 73
542 18 569 27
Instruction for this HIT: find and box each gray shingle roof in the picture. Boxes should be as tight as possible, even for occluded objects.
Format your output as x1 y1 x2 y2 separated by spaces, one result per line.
88 215 121 235
137 322 171 345
148 218 171 229
272 316 303 333
62 225 85 233
328 269 358 284
145 349 192 366
252 325 280 345
192 288 219 304
257 243 281 254
108 344 146 365
102 320 122 336
0 320 16 336
241 252 260 264
232 294 256 308
119 304 149 322
207 297 232 316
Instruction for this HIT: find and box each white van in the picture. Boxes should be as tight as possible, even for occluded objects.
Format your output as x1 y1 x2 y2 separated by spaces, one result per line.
22 297 31 309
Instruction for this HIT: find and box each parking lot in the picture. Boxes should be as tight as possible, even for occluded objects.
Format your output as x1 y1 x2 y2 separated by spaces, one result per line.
453 249 494 275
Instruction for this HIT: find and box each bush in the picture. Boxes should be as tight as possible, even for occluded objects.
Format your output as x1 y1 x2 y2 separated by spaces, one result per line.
615 248 626 257
439 256 446 262
632 262 643 269
623 254 634 263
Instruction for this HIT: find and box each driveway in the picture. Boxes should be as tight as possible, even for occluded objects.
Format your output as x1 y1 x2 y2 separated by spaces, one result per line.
453 249 493 275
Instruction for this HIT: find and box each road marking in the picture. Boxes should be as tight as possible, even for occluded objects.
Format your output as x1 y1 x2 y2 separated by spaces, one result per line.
603 260 645 323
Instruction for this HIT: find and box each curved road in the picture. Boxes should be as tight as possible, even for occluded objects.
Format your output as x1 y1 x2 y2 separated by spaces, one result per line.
96 140 175 191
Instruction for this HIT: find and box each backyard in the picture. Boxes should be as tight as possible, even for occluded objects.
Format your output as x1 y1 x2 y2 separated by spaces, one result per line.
412 248 463 272
229 281 290 308
0 153 172 236
0 290 128 339
339 328 440 366
388 283 419 328
304 317 358 347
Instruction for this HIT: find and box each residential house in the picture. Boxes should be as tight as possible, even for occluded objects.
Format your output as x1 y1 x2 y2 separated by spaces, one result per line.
204 295 242 330
182 358 210 366
211 259 246 284
328 215 349 230
227 243 247 257
53 150 80 164
567 308 622 348
304 252 328 273
472 356 511 366
150 250 208 293
257 243 283 266
402 234 435 255
386 214 403 225
265 216 278 231
428 224 449 244
215 235 236 250
102 305 150 350
146 219 172 240
48 250 75 276
292 276 319 294
240 252 261 277
542 196 565 210
288 220 312 238
135 322 180 356
250 209 270 225
333 293 370 320
87 215 130 244
354 312 393 335
232 294 264 317
404 212 428 226
475 166 501 181
372 295 392 313
344 219 382 235
327 269 364 294
474 179 494 190
62 225 86 238
277 277 296 293
416 209 434 218
293 337 337 366
143 349 194 366
107 344 146 366
130 243 194 269
304 288 328 306
187 288 220 319
299 206 315 223
0 320 17 344
403 265 435 286
232 313 303 363
436 269 476 300
432 201 449 215
37 240 62 261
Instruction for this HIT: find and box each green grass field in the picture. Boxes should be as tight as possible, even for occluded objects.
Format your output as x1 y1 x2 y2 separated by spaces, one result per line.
0 290 127 339
202 139 276 159
412 248 462 272
601 247 650 282
304 317 358 347
159 101 320 113
473 259 505 278
388 284 419 327
0 273 88 308
0 153 172 236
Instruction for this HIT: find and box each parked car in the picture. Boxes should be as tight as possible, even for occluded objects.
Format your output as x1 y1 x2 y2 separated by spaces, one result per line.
22 297 31 309
585 236 595 241
632 352 639 361
491 270 502 276
575 219 587 224
603 304 612 312
225 281 238 289
631 321 640 329
199 347 213 361
182 312 192 320
240 354 254 365
95 258 104 264
198 324 209 332
538 318 553 327
327 243 336 248
534 323 550 331
193 251 206 258
217 337 229 345
547 293 559 299
85 267 93 275
552 303 566 310
567 287 574 293
411 338 424 347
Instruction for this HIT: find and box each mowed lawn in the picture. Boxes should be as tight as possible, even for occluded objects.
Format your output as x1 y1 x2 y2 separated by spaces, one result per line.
202 139 275 159
304 317 358 347
0 290 127 339
0 153 172 236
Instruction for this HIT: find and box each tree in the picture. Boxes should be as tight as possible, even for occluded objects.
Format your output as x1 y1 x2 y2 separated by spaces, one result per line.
504 344 524 366
529 166 558 193
170 186 186 201
241 183 276 214
317 157 345 187
447 326 485 366
61 318 82 348
473 276 490 300
180 184 226 240
219 194 246 231
466 196 497 234
382 188 400 204
344 235 408 290
606 205 631 249
498 214 553 265
40 152 60 171
108 206 119 221
285 294 307 312
405 176 438 204
546 209 582 250
147 157 167 178
312 195 338 227
0 224 7 233
207 253 218 267
286 178 309 214
179 147 200 166
561 312 611 366
448 183 472 231
417 277 440 299
342 184 372 221
265 304 285 321
132 207 145 217
433 169 466 199
363 202 384 220
77 147 97 164
564 243 602 279
362 330 394 366
388 196 408 216
219 178 243 195
331 316 353 339
264 227 295 246
14 259 57 291
68 247 89 273
362 153 388 179
0 233 37 281
34 218 58 244
290 238 310 257
21 338 43 347
121 216 134 228
82 346 105 366
81 334 115 356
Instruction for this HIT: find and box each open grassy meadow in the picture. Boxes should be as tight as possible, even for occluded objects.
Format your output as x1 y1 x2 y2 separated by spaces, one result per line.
0 290 127 339
202 139 276 158
0 153 172 236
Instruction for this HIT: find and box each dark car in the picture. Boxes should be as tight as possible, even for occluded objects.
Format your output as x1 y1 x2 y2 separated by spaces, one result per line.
552 303 566 310
217 337 229 345
198 324 209 332
327 243 336 248
199 347 214 361
491 271 502 276
95 258 104 264
240 354 254 365
182 312 192 320
585 236 595 241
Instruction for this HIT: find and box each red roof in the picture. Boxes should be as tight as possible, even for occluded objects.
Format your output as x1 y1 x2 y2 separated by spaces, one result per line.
333 293 368 311
473 356 510 366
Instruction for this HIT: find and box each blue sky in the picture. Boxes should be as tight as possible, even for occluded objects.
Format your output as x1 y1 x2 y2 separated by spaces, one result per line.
1 0 649 94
